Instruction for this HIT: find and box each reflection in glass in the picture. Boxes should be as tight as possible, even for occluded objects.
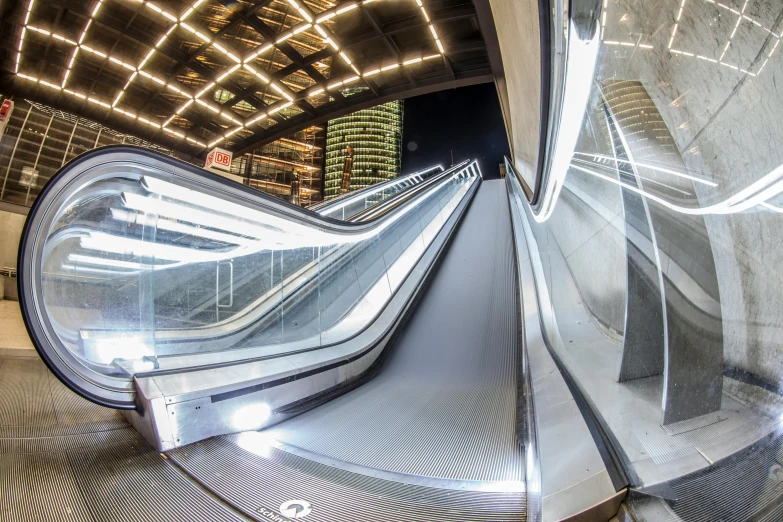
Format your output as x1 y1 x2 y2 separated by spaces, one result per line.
31 153 479 391
515 0 783 518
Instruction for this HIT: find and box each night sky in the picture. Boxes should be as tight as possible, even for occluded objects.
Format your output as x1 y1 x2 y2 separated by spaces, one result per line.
400 83 510 180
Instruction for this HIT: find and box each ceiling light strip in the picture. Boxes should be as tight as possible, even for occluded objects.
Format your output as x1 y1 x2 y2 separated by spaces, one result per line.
12 0 236 147
14 0 442 150
163 15 293 139
123 0 207 120
60 0 103 88
419 0 445 54
159 0 403 145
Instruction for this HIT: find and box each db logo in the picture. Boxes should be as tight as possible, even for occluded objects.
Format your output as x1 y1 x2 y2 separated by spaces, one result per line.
205 147 233 171
0 99 12 120
280 500 312 518
214 152 230 166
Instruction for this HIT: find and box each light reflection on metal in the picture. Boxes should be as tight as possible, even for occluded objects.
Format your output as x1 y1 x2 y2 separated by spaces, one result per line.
569 160 783 215
535 0 783 223
572 151 718 187
601 0 781 77
232 403 271 431
533 28 600 223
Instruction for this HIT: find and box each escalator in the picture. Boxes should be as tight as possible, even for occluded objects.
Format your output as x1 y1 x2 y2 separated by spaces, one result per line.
274 180 521 484
16 146 528 520
18 147 474 407
8 0 783 516
165 178 525 521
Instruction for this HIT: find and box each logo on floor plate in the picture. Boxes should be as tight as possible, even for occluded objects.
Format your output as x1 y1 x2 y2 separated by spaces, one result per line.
279 500 312 518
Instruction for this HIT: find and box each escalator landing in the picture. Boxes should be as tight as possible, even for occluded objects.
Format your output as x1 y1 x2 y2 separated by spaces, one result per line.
0 350 244 522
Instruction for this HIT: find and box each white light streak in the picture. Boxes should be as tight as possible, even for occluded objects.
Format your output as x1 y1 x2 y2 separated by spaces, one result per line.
572 152 718 186
336 2 357 14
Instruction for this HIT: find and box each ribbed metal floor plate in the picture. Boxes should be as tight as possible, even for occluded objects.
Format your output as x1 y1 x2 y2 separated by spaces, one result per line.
0 352 247 522
168 435 525 521
645 430 783 522
0 352 124 437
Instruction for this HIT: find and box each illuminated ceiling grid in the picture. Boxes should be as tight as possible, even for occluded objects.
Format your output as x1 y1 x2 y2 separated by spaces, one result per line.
13 0 448 151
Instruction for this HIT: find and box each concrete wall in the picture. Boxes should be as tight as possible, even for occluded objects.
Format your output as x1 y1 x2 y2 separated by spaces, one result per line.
489 0 541 190
605 0 783 385
0 208 26 300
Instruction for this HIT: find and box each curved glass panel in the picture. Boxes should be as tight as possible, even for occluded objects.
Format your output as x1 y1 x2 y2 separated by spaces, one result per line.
313 164 444 220
19 147 480 407
515 0 783 517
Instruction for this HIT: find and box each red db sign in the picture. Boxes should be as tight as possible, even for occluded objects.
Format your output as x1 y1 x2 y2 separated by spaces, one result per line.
0 99 13 121
0 99 13 136
205 147 232 172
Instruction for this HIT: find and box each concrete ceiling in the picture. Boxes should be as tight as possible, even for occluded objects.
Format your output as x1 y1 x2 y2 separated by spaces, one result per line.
0 0 494 158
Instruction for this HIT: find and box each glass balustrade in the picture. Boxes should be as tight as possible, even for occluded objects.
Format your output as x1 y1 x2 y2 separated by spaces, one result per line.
19 147 480 407
511 0 783 517
314 164 443 220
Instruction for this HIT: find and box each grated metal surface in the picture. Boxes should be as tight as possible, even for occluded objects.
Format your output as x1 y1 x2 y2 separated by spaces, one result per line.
67 436 245 522
273 180 524 482
652 430 783 522
0 419 128 440
0 427 139 455
0 451 95 522
0 353 123 435
0 355 60 427
0 353 247 522
168 435 525 521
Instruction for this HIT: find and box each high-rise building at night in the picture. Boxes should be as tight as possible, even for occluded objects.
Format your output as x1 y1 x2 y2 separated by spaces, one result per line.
324 100 403 200
226 123 324 206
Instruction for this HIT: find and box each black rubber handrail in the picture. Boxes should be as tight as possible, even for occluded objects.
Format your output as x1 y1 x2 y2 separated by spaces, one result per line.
307 165 442 212
17 145 477 409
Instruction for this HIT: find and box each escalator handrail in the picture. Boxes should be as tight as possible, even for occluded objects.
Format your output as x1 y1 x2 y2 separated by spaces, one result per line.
25 146 470 247
75 161 473 352
505 155 534 200
524 0 588 219
349 163 476 222
17 145 477 408
308 164 443 214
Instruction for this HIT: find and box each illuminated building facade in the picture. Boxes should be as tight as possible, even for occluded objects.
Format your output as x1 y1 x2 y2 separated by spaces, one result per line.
0 99 324 208
226 125 324 206
0 99 196 208
324 100 403 199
